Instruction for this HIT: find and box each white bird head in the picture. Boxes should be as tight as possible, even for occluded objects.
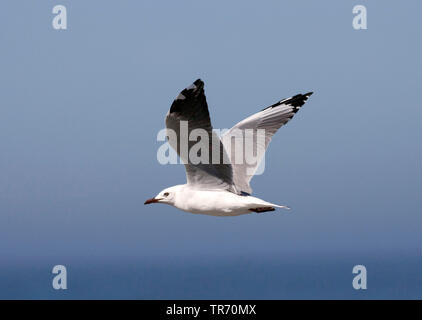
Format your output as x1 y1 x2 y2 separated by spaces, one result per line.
144 185 182 206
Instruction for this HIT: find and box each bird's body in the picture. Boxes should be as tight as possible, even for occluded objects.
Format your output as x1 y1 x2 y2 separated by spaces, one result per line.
162 184 287 216
144 79 313 216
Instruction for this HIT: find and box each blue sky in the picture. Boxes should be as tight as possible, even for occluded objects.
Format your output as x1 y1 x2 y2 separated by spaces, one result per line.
0 1 421 298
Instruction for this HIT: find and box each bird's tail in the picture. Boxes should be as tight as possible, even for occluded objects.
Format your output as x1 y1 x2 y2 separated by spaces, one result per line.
248 196 291 212
272 204 291 210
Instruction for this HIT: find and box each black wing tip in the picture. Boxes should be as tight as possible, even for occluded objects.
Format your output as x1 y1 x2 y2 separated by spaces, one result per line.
288 92 313 105
169 79 207 114
193 78 204 87
182 79 204 92
262 91 314 111
182 79 204 93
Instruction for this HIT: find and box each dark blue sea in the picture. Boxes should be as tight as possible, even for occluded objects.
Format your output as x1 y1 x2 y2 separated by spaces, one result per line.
1 254 421 299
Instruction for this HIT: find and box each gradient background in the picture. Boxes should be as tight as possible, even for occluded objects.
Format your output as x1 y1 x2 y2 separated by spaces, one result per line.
0 1 421 299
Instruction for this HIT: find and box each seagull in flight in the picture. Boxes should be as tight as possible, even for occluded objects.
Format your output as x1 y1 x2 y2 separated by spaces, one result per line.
145 79 313 216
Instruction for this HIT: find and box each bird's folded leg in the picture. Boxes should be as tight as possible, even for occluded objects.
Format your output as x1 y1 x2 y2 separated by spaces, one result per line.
249 207 275 213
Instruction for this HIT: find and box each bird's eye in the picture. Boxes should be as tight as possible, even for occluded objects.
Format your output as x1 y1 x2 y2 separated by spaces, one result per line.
163 192 169 197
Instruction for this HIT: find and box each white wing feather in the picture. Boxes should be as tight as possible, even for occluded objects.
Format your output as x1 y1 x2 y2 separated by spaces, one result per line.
221 92 313 194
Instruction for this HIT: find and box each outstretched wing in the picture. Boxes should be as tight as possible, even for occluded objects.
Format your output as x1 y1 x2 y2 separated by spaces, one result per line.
165 79 235 192
221 92 313 194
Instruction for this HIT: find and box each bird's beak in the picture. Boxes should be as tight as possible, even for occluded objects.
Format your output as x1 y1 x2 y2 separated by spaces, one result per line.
144 197 159 205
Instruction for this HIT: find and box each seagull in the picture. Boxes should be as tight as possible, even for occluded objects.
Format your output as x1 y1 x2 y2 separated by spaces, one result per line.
145 79 313 216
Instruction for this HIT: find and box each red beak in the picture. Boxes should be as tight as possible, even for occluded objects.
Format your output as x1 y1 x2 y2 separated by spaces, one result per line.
144 198 159 205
